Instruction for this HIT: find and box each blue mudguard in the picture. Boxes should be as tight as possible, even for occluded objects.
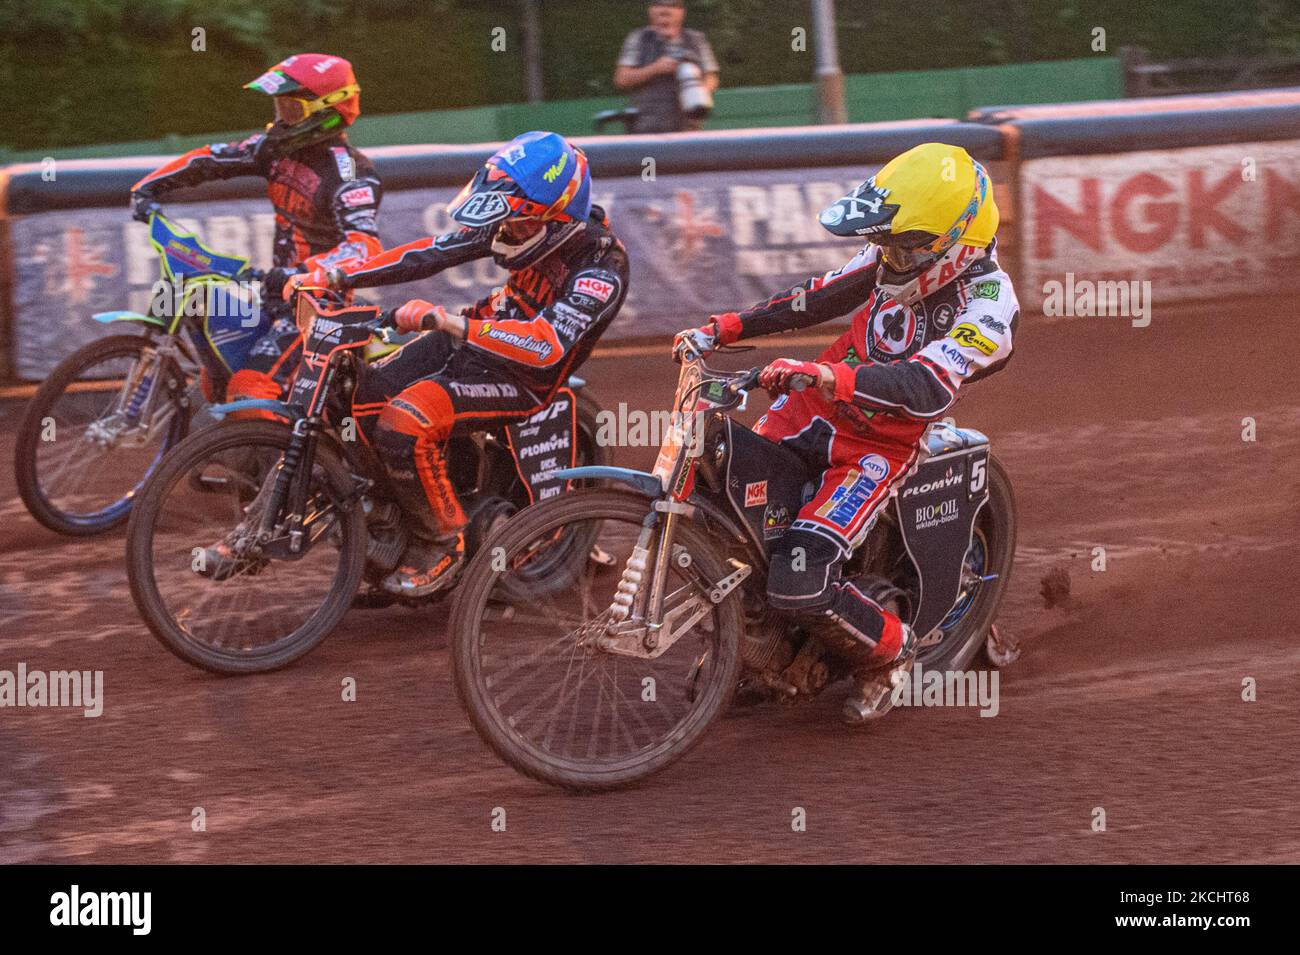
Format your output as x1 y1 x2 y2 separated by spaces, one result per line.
551 466 661 497
207 398 296 421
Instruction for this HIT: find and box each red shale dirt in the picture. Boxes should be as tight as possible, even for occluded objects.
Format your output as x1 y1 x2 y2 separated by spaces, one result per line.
1 295 1297 863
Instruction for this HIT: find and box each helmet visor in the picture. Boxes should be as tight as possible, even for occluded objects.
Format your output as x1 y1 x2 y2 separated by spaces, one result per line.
871 235 941 275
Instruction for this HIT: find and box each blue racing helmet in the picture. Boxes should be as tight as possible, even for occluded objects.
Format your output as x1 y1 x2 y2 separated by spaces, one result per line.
448 130 593 269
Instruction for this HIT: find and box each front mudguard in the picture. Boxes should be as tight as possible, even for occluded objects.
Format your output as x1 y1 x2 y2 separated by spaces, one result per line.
92 310 170 329
207 398 297 422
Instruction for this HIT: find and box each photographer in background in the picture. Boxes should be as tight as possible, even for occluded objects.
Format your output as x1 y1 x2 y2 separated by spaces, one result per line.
614 0 719 133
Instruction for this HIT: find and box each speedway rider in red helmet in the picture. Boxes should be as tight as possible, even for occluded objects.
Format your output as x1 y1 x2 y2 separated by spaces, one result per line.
129 54 383 411
675 143 1020 723
293 131 629 598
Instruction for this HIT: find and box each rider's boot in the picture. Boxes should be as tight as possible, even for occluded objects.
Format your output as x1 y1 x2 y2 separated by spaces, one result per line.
381 532 466 597
842 622 918 725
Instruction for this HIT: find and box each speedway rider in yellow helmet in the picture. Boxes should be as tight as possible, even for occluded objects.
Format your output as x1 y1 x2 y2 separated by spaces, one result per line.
674 142 1019 724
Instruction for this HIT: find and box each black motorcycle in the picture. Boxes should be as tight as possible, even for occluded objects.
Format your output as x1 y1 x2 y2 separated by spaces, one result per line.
125 291 605 674
448 340 1017 791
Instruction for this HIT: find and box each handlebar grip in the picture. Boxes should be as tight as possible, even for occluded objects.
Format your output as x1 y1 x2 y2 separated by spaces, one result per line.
730 367 762 393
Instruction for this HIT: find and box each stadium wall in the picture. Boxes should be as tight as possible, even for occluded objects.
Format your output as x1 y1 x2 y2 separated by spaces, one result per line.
1 90 1298 382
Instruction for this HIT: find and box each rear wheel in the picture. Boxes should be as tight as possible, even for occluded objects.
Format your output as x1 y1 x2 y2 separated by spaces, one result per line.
126 420 366 674
494 389 610 597
450 489 743 792
14 333 190 535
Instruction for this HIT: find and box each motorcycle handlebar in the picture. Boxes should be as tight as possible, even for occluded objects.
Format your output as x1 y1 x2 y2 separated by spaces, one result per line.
376 309 443 332
728 368 816 394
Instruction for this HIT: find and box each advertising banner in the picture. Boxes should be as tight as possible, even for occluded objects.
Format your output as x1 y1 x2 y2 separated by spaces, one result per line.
1019 139 1300 319
10 164 897 380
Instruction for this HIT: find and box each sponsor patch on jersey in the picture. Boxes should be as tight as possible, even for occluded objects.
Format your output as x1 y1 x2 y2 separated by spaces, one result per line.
939 342 973 375
340 185 374 207
867 296 924 360
978 315 1008 334
476 322 553 360
930 301 957 332
331 147 355 181
745 481 768 507
550 302 592 337
973 280 1001 300
574 276 615 302
948 323 998 356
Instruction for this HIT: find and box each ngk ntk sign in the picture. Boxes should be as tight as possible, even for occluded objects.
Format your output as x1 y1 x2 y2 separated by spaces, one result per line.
1020 139 1300 308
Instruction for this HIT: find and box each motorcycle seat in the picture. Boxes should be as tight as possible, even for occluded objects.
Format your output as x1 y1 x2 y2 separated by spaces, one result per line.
925 421 989 456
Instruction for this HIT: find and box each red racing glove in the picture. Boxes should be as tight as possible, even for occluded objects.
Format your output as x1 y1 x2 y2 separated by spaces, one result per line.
393 299 450 334
672 312 744 360
759 358 828 396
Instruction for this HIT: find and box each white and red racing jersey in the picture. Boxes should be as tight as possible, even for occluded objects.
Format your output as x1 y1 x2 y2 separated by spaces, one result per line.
720 242 1020 445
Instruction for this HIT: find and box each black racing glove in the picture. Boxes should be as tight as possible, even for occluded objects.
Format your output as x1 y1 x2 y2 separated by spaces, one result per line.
262 266 304 302
130 193 161 224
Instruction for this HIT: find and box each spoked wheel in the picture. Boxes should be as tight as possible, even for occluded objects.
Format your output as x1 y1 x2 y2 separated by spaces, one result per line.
917 454 1017 671
450 489 743 792
126 420 366 674
14 334 191 535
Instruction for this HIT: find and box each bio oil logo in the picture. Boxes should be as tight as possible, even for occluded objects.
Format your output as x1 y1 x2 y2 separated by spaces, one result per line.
50 885 151 935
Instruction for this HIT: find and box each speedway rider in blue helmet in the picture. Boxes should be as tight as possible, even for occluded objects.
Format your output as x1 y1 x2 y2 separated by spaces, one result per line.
292 131 629 597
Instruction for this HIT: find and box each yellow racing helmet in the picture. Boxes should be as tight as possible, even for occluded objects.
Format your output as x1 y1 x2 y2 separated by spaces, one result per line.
819 142 999 275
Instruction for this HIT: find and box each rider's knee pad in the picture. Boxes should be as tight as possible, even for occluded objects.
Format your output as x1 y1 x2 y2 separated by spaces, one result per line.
377 380 455 442
766 528 845 612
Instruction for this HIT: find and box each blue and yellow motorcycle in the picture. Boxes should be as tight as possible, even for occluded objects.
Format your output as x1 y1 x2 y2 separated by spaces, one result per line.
13 212 272 534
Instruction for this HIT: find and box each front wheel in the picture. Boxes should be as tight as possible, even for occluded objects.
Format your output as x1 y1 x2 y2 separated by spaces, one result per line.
450 489 744 792
126 420 367 674
14 333 191 535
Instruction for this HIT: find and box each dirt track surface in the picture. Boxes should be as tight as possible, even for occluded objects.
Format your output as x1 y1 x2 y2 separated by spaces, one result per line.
2 296 1297 864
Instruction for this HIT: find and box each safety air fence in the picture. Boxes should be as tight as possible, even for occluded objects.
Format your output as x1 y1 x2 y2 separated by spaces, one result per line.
2 87 1299 381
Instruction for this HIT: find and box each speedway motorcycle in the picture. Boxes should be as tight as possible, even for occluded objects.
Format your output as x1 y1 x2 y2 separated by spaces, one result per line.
124 289 605 674
448 339 1017 792
13 212 271 535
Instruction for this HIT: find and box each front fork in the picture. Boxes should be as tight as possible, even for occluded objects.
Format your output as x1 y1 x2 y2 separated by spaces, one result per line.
601 500 750 659
255 416 323 554
103 333 197 440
